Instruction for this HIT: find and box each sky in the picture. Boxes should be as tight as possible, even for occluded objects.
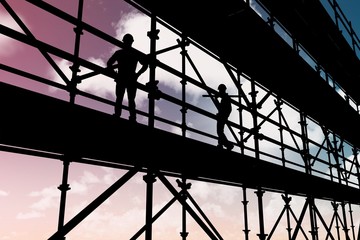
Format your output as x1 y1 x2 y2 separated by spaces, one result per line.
1 0 360 239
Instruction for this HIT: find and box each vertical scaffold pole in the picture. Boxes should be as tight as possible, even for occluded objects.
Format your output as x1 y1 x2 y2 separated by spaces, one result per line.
352 147 360 187
299 111 311 174
338 138 349 186
143 172 156 240
283 194 293 239
308 197 319 240
340 201 350 240
331 202 341 239
69 0 84 104
275 98 285 167
323 127 335 181
57 157 71 240
249 78 260 159
237 72 245 154
180 34 188 137
242 187 250 240
177 178 190 240
147 13 159 128
349 202 356 240
332 133 342 185
255 187 267 240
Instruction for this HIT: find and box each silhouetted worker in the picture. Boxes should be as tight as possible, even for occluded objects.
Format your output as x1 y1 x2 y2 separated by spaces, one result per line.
216 84 234 150
107 33 148 122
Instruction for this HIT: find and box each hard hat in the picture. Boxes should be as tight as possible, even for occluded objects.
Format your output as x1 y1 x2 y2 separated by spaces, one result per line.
122 33 134 43
218 84 226 91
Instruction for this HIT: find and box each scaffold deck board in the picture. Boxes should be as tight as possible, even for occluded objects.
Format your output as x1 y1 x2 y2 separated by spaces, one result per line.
1 82 359 204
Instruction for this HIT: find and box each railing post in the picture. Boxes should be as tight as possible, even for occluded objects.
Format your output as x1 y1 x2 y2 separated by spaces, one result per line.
332 134 343 184
237 71 245 154
69 0 84 104
275 97 285 167
250 78 260 159
299 111 311 174
180 34 188 137
352 147 360 187
147 13 159 128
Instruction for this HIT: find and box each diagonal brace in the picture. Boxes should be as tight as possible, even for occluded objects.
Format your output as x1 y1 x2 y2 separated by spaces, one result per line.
157 173 223 240
48 166 140 240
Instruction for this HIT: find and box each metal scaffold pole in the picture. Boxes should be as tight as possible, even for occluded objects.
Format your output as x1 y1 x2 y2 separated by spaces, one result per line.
57 157 71 240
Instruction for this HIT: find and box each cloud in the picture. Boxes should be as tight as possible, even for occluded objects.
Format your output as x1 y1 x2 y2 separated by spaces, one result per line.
168 120 193 137
101 167 121 185
69 170 101 195
47 11 237 109
16 210 44 220
80 170 101 184
190 181 241 207
0 190 9 197
77 57 115 98
17 169 101 221
47 57 115 98
29 186 59 211
67 199 148 239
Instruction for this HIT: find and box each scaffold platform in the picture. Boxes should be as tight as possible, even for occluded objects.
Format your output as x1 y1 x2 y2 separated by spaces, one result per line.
1 82 359 205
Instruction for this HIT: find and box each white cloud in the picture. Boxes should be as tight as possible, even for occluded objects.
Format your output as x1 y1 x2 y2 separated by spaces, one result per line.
201 202 225 218
48 57 115 98
101 167 119 185
47 11 238 111
0 190 9 197
80 170 101 184
70 170 101 195
16 210 44 220
191 181 240 206
67 200 148 239
77 57 115 98
20 169 101 220
29 186 59 211
190 181 212 199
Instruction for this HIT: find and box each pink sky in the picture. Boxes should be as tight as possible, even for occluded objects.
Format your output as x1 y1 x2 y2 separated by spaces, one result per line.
1 0 359 239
